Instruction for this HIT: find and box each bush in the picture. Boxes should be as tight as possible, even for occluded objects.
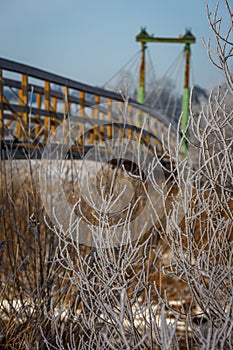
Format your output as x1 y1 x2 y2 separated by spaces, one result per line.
0 1 232 349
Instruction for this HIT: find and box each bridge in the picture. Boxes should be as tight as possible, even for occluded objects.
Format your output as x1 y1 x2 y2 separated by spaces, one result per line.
0 57 177 160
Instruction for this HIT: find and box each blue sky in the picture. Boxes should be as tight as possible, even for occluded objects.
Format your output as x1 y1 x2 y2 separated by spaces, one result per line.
0 1 229 92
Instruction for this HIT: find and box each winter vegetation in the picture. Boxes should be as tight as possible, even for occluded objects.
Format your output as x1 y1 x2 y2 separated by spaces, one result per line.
0 1 232 349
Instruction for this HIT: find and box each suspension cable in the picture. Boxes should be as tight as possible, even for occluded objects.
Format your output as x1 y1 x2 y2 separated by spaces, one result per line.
149 50 184 110
102 50 141 88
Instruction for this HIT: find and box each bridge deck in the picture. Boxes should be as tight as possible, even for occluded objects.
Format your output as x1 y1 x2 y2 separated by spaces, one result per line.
0 58 176 160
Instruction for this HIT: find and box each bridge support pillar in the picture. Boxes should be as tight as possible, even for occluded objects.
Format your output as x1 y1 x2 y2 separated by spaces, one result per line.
181 42 191 155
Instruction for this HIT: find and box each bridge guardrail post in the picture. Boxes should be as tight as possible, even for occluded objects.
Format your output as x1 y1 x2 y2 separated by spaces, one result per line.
79 91 85 145
0 68 3 141
44 81 51 142
35 92 42 139
117 101 124 138
107 98 112 139
63 86 70 115
90 95 100 143
18 73 28 140
51 90 58 135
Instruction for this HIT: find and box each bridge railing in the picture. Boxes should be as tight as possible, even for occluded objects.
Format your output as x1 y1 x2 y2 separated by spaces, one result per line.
0 57 176 157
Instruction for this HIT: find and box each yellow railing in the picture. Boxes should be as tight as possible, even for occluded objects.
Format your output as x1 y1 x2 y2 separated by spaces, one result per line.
0 58 176 159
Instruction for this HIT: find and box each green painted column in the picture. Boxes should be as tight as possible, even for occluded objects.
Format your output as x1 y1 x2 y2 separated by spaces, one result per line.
137 42 146 104
136 42 146 126
181 87 189 145
181 43 191 155
137 85 145 105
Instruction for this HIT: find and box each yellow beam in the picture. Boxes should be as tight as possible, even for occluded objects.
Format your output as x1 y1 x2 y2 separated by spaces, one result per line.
136 28 196 45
